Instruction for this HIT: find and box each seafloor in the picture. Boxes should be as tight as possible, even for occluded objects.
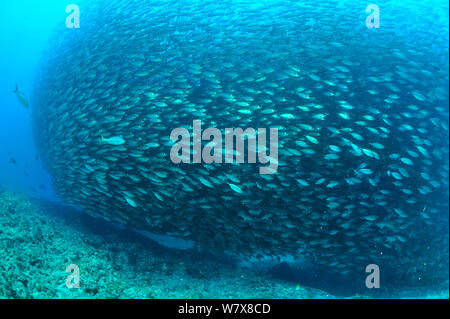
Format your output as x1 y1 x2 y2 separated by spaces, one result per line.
0 190 448 299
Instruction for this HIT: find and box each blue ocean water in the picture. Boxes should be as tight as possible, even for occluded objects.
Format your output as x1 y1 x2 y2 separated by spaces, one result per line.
0 0 449 299
0 0 66 200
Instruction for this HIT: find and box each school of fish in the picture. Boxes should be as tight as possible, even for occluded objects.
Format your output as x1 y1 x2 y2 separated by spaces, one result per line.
31 0 449 286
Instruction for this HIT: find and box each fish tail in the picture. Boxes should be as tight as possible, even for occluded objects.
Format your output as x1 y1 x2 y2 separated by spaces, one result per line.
12 84 18 93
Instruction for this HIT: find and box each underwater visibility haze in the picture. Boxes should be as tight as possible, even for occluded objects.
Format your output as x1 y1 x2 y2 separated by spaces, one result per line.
0 0 449 299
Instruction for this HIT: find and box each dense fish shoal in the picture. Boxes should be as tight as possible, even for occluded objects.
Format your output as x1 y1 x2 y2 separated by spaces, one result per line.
32 0 449 286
